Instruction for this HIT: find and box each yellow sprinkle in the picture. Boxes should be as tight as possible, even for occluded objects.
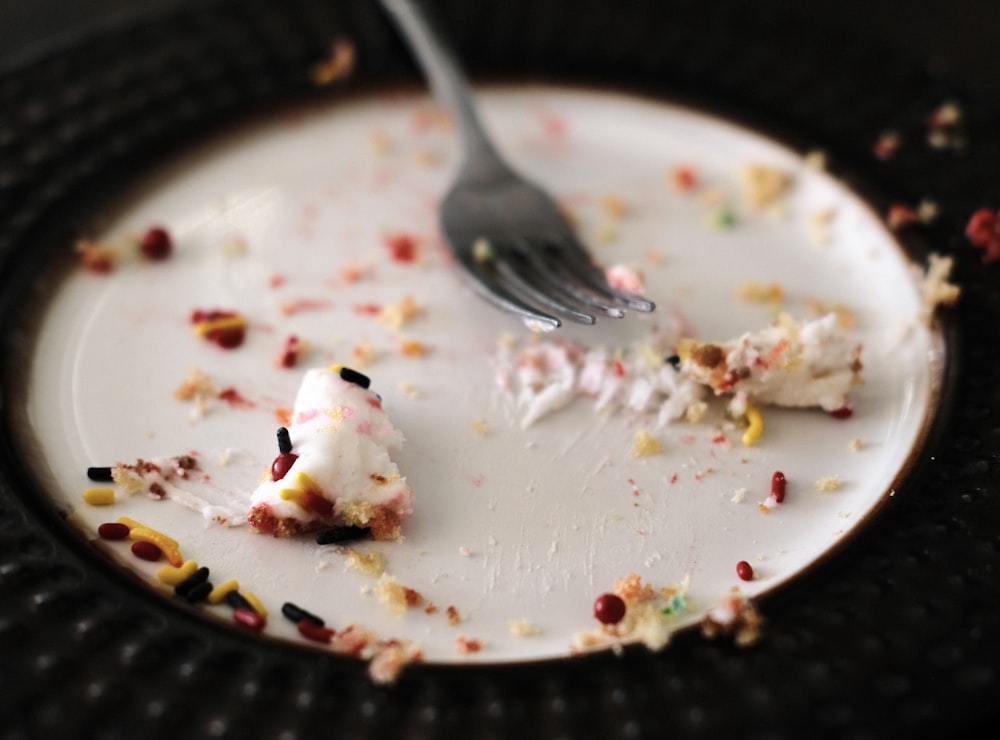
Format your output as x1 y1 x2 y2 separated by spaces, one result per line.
193 315 246 338
742 401 764 447
207 579 240 605
278 487 307 508
116 516 144 530
242 591 268 617
157 560 199 586
128 525 183 566
82 487 115 506
329 363 343 374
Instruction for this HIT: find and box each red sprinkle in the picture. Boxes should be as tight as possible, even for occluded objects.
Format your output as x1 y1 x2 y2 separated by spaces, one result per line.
275 335 301 368
97 522 130 540
383 233 417 263
771 471 787 503
965 207 1000 262
297 619 335 643
830 405 853 419
271 453 298 481
233 607 267 632
218 387 254 408
672 166 698 192
139 226 172 260
131 540 163 562
593 593 627 625
736 560 754 581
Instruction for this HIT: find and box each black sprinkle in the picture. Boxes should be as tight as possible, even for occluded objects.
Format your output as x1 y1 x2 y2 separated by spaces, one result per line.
276 427 292 454
338 366 370 389
182 580 213 604
226 590 255 613
281 601 324 627
315 525 370 545
87 466 114 482
174 567 210 598
665 354 681 368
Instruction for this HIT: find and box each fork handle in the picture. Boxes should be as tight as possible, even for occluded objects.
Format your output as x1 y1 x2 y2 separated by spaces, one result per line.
378 0 511 182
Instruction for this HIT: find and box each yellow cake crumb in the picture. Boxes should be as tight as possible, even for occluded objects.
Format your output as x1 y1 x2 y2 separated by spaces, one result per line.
919 253 960 325
380 296 419 330
399 338 427 357
374 574 423 615
344 549 386 578
814 475 841 492
736 281 784 303
508 619 540 637
310 39 355 86
631 429 662 458
445 605 462 626
740 164 791 209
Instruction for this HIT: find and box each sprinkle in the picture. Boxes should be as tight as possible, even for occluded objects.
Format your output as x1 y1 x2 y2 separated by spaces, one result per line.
82 487 115 506
87 466 114 482
139 226 172 261
75 238 115 273
771 471 787 503
736 560 754 581
315 525 370 545
174 567 210 598
741 401 763 447
97 522 130 540
670 166 698 192
593 593 627 625
130 541 162 562
339 366 371 389
232 607 266 632
180 580 213 604
157 560 199 586
226 590 256 613
124 522 183 566
276 426 293 454
207 579 240 605
281 602 324 627
297 620 335 643
383 233 418 263
242 591 268 618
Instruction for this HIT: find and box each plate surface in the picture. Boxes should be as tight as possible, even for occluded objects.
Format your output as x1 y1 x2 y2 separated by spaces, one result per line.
1 0 998 736
26 86 943 665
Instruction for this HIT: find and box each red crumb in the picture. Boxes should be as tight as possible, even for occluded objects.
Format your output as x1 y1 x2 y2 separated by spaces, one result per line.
965 208 1000 262
873 132 900 160
218 387 255 408
190 309 247 349
383 233 418 263
671 165 698 192
424 603 439 615
887 204 919 230
279 298 332 316
455 636 482 654
76 239 115 273
274 335 301 368
139 226 172 261
353 303 383 316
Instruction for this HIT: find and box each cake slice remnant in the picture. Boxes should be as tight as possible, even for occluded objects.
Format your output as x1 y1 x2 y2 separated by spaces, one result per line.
247 366 413 539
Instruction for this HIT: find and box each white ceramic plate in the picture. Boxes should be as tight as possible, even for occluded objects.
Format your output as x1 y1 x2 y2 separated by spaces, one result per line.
25 86 944 665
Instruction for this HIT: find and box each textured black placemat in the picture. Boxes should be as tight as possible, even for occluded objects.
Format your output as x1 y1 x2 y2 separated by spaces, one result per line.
1 1 998 738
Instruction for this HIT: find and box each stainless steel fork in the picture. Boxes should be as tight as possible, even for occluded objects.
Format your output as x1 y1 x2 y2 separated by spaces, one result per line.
378 0 655 330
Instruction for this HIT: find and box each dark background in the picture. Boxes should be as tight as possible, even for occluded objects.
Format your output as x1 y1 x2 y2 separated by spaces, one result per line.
1 0 999 101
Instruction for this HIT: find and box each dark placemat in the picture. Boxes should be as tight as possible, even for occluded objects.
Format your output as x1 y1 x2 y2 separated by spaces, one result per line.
1 0 998 738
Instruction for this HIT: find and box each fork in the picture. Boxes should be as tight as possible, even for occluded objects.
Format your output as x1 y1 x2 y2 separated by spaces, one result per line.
378 0 655 330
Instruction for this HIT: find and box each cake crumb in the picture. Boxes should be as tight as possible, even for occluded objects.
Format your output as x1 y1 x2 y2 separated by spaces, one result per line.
471 419 488 437
445 605 461 626
740 164 791 209
631 429 662 458
919 253 960 324
310 38 355 86
814 475 841 492
374 574 423 615
367 640 422 685
849 438 862 452
508 619 540 637
345 549 386 578
455 635 482 654
701 588 763 647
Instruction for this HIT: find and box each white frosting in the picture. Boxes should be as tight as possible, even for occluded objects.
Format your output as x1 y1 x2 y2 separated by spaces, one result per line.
682 313 860 413
248 367 412 527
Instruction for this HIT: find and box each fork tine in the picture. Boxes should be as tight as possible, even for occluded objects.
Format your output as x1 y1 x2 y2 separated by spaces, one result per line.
517 242 627 319
454 250 563 330
553 238 656 312
492 251 598 325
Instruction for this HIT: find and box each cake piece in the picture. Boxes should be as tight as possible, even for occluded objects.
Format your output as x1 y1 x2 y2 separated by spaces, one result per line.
247 366 412 539
678 312 862 415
